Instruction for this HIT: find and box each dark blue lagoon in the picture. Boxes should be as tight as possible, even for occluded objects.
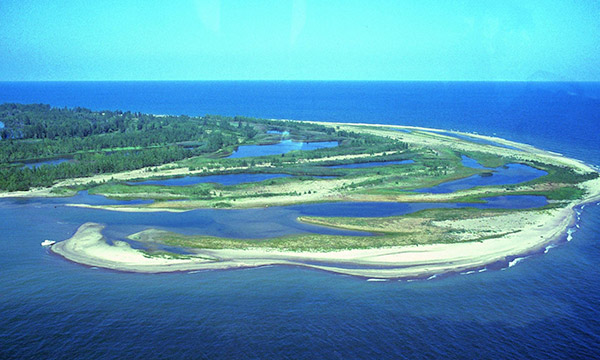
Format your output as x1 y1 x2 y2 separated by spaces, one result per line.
228 139 338 158
415 156 548 193
1 81 599 360
127 173 291 186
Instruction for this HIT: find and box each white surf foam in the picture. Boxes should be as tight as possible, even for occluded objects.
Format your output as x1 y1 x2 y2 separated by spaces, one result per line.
567 228 575 241
508 257 527 268
544 244 557 254
367 278 388 282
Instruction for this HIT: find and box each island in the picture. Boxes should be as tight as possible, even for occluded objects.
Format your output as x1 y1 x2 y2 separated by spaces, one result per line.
2 103 599 279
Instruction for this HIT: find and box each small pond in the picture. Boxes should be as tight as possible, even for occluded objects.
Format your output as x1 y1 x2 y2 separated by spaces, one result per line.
21 158 73 169
266 130 289 136
228 139 338 158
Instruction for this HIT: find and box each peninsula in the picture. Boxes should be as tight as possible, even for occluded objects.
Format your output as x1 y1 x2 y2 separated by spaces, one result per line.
1 104 598 278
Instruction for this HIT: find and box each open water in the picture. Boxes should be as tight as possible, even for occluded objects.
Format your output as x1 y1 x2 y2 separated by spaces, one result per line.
1 81 600 359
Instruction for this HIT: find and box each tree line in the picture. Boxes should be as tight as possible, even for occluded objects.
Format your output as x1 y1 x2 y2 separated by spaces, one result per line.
0 104 381 191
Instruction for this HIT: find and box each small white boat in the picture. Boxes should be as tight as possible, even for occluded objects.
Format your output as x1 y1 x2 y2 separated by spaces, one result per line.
41 240 56 247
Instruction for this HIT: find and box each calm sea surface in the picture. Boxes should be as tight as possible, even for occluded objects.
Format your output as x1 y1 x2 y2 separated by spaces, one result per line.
1 81 599 359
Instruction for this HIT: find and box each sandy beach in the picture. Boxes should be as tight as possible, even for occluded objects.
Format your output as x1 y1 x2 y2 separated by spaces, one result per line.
50 191 594 278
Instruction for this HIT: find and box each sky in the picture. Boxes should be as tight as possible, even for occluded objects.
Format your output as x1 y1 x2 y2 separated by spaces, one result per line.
1 0 599 81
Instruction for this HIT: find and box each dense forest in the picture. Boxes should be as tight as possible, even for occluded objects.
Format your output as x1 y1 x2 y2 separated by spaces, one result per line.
0 103 401 191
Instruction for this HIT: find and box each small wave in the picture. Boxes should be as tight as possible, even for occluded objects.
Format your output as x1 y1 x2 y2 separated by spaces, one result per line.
188 270 206 274
461 270 476 275
427 274 438 280
478 268 487 273
544 244 557 254
567 228 575 241
508 257 528 268
90 267 98 270
367 278 388 282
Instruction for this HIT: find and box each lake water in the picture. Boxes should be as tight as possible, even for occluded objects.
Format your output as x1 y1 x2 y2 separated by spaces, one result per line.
228 139 338 158
20 157 72 169
414 156 548 193
1 81 599 359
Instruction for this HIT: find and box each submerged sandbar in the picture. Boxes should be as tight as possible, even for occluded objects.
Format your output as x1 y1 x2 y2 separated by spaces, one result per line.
51 202 580 278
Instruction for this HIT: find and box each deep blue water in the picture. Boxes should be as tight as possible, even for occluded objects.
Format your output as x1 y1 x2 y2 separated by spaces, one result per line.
1 81 600 359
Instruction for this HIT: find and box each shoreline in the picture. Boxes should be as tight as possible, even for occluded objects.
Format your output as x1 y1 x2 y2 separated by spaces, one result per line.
50 196 590 279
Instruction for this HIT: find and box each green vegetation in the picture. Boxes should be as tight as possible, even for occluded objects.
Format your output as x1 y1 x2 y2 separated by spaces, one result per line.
1 103 394 191
131 207 524 252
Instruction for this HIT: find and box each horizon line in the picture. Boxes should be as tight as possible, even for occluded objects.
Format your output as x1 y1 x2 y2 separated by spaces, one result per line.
1 79 600 83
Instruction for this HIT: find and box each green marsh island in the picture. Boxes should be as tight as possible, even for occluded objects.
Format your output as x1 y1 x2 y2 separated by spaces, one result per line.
2 104 599 278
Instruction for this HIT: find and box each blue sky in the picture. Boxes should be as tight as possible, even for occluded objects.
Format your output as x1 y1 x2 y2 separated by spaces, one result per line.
1 0 599 81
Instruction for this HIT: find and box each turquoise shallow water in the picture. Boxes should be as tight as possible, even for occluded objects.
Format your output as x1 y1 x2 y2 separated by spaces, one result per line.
1 81 599 359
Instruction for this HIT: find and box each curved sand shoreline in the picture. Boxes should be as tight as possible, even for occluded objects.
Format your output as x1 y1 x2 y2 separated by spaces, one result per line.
51 191 596 279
